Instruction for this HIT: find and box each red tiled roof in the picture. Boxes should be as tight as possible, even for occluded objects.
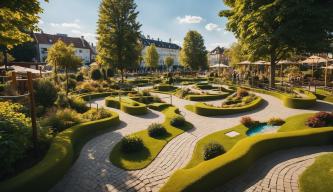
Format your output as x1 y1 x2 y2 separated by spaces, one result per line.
34 33 91 50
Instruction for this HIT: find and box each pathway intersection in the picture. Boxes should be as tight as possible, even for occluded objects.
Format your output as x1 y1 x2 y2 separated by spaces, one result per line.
50 88 333 192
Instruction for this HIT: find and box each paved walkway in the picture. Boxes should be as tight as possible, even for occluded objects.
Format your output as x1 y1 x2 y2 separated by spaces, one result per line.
213 146 333 192
50 89 333 192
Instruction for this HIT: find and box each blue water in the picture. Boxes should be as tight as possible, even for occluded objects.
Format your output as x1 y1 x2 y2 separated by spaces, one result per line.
246 124 280 136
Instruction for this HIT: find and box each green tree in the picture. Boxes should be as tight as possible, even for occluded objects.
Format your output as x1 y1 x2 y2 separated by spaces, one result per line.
97 0 142 82
224 42 248 67
0 53 14 66
0 0 47 70
144 44 159 69
179 31 208 70
164 56 174 69
220 0 333 87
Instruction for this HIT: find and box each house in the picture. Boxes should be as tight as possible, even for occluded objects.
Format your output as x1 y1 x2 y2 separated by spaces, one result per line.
33 33 95 64
140 36 181 68
208 46 229 66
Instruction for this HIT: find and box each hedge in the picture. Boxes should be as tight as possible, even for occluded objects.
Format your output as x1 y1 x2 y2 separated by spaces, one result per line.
189 97 263 116
185 93 230 101
314 89 333 103
76 91 137 101
0 111 120 192
160 127 333 192
195 83 214 90
241 87 317 109
105 97 148 115
154 84 178 92
148 103 172 111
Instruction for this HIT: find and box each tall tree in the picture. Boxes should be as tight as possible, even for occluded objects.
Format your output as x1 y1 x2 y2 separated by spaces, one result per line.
164 56 174 69
97 0 142 82
220 0 333 87
144 44 159 69
0 0 47 70
179 31 208 70
224 42 248 67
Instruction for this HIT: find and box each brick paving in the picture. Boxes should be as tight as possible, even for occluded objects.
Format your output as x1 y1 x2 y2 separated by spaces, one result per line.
50 87 333 192
213 146 333 192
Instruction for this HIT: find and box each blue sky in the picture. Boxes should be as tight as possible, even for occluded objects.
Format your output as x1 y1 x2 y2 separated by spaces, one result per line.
39 0 236 50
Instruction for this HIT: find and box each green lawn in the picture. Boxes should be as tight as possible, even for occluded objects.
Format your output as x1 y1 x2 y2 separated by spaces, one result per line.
185 125 248 169
109 106 192 170
278 113 313 132
300 153 333 192
315 88 333 103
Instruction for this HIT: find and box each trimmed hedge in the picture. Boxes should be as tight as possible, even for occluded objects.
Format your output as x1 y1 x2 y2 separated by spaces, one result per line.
148 103 172 111
0 111 120 192
189 97 263 116
242 87 317 109
314 89 333 103
76 91 137 101
185 93 230 101
160 127 333 192
105 97 148 115
154 84 178 92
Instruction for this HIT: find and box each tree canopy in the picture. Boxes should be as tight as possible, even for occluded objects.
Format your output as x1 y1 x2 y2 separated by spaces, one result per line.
164 56 174 68
144 44 159 68
96 0 142 82
179 30 208 70
220 0 333 87
224 42 248 67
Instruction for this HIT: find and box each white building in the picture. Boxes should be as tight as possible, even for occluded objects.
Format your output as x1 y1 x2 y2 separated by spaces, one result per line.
33 33 95 64
208 46 229 66
141 36 181 68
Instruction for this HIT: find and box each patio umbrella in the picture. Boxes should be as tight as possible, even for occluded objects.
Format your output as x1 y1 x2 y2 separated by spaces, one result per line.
277 60 297 85
238 61 252 65
301 56 328 79
322 65 333 87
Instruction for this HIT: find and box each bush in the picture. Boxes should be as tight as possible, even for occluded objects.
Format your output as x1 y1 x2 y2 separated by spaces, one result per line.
82 108 113 121
107 68 115 77
55 92 70 108
148 123 167 138
120 136 144 153
306 112 333 128
203 143 224 161
268 117 285 126
76 73 84 82
64 78 77 91
33 79 58 107
170 115 185 127
41 108 83 133
91 69 102 80
237 88 249 98
240 116 259 128
69 97 89 113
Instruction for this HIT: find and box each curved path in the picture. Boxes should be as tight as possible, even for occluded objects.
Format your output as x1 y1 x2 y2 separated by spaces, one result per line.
212 146 333 192
50 90 333 192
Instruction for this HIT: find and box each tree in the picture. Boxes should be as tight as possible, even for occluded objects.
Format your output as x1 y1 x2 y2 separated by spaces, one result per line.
144 44 159 69
220 0 333 87
0 53 14 66
47 40 82 94
96 0 142 82
224 42 248 67
179 31 208 70
0 0 47 70
164 56 174 69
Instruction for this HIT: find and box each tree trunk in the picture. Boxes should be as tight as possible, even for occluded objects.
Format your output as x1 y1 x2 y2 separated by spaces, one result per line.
3 49 8 71
65 66 69 96
270 58 276 88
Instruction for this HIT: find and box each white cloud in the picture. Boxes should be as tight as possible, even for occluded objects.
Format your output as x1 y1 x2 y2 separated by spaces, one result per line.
39 19 44 25
177 15 203 24
50 22 81 29
205 23 222 31
70 30 97 43
208 42 231 50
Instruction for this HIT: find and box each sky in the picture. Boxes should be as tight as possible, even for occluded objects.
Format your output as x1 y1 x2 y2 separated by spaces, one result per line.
38 0 236 50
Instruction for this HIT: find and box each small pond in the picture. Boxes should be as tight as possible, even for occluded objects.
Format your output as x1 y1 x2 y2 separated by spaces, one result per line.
246 124 280 136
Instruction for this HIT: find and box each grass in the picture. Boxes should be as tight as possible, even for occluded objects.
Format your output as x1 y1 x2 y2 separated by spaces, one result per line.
109 106 192 170
315 88 333 103
185 125 248 169
278 113 313 132
300 153 333 192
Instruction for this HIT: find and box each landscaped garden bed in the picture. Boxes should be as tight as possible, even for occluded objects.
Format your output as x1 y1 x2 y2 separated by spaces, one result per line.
174 88 231 101
314 88 333 103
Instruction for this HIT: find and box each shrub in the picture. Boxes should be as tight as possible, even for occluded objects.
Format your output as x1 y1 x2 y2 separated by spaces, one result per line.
76 73 84 82
120 136 144 153
41 108 83 132
240 116 259 128
82 108 113 121
107 68 115 77
306 112 333 128
237 88 249 98
203 142 225 161
33 79 58 107
55 92 70 108
306 117 325 128
148 123 167 138
91 69 102 80
268 117 285 126
170 115 185 127
69 97 89 113
314 112 333 123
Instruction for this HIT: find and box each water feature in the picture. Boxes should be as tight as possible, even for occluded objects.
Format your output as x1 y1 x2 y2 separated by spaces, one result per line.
246 124 280 136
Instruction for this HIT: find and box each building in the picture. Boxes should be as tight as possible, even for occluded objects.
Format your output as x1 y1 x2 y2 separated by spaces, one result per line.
33 33 95 64
140 36 181 68
208 46 229 66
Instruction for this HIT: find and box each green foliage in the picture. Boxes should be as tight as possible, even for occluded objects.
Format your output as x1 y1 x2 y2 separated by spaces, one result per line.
267 117 285 126
170 115 185 127
144 44 159 68
0 102 31 178
76 73 84 82
203 143 225 161
148 123 167 138
97 0 142 81
41 108 83 133
179 31 208 70
224 42 248 66
164 56 174 68
55 92 70 108
69 97 89 113
82 108 113 121
240 116 259 128
120 136 144 154
91 69 102 80
33 79 58 108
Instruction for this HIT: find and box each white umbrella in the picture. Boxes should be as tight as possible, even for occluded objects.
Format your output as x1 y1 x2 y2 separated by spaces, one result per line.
253 60 270 65
301 55 328 64
322 65 333 70
238 61 252 65
209 64 230 68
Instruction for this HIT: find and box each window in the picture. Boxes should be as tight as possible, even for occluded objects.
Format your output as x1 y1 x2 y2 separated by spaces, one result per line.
41 48 48 54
